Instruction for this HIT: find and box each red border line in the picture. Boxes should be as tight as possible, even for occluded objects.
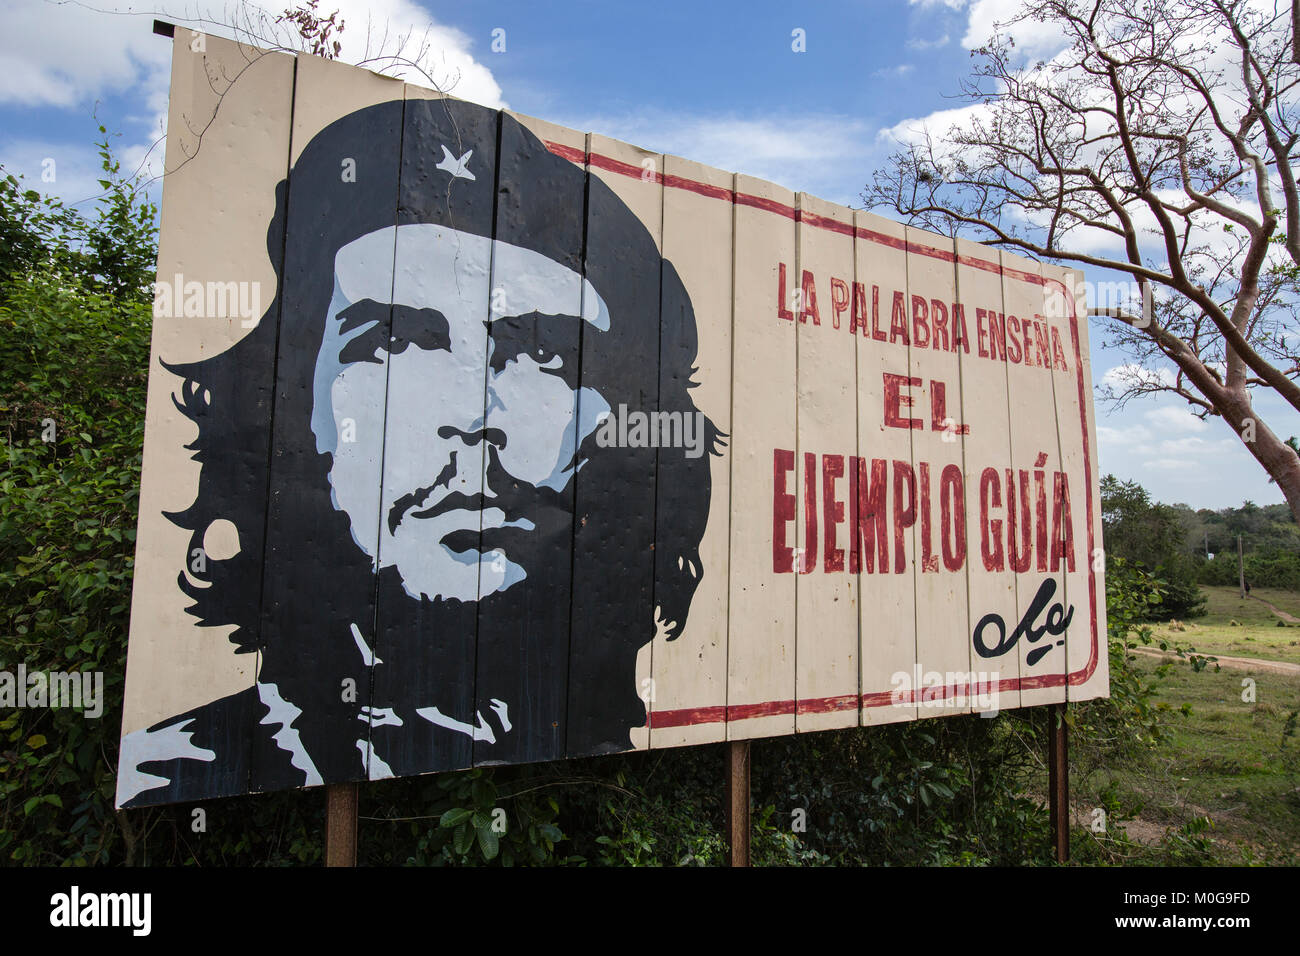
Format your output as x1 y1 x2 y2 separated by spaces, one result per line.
664 172 732 202
735 191 796 220
541 141 1099 727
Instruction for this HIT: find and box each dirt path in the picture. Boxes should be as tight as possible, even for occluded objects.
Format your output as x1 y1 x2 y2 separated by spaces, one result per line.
1129 645 1300 676
1248 594 1300 624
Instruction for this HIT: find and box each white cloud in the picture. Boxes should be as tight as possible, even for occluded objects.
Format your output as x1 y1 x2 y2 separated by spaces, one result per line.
879 101 986 150
1093 387 1281 506
554 108 881 208
1145 405 1209 434
1097 422 1153 447
1100 362 1176 392
960 0 1070 58
295 0 505 107
871 63 915 80
907 34 951 51
1142 457 1198 471
0 1 503 113
0 138 111 206
1153 435 1237 458
0 1 169 108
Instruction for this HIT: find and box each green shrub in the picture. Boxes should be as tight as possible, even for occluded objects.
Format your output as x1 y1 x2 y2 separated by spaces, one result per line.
0 147 154 865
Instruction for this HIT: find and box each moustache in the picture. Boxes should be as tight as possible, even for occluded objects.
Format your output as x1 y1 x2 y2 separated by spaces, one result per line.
388 450 460 535
386 445 571 535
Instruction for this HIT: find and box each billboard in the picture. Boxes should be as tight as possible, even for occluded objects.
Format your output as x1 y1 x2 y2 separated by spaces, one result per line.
117 32 1107 808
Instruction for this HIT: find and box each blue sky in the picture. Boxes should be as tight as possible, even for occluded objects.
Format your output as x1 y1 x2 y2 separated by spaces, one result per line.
1 0 1294 511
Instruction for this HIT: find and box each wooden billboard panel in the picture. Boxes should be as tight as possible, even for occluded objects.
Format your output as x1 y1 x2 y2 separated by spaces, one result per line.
467 110 588 767
905 227 971 718
118 39 1107 807
567 133 665 757
650 154 734 748
954 238 1022 713
854 212 918 727
726 174 797 741
253 55 406 792
116 33 293 808
999 253 1071 707
794 194 859 732
363 85 498 779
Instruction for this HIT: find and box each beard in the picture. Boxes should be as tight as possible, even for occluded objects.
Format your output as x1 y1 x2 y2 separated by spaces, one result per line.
367 475 580 772
382 443 570 600
367 442 650 774
255 435 653 782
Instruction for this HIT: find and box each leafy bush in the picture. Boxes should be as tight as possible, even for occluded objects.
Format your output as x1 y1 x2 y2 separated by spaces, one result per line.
751 720 1051 866
0 145 154 865
1070 556 1170 765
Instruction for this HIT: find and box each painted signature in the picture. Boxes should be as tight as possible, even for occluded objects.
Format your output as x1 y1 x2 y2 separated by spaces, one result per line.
972 577 1074 666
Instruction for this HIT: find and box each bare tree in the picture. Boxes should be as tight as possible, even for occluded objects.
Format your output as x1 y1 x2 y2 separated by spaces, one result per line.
865 0 1300 522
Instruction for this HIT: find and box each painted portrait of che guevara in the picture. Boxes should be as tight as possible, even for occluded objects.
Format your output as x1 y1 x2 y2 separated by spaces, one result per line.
117 96 723 808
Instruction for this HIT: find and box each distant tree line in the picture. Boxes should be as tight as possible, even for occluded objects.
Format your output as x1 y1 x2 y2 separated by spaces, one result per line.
1179 498 1300 591
1102 474 1300 619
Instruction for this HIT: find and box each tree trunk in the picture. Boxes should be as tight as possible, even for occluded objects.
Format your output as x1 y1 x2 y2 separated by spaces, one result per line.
1217 387 1300 526
1160 339 1300 525
1267 447 1300 527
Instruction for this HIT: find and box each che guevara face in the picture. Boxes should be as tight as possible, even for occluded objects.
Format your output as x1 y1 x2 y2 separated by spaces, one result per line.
310 222 613 603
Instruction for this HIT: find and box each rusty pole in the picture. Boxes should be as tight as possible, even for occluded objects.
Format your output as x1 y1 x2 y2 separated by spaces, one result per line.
725 739 751 867
1047 704 1069 863
324 782 359 867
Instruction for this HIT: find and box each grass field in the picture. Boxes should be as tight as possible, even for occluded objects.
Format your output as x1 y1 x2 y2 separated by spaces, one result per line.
1148 586 1300 665
1067 584 1300 864
1072 658 1300 863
